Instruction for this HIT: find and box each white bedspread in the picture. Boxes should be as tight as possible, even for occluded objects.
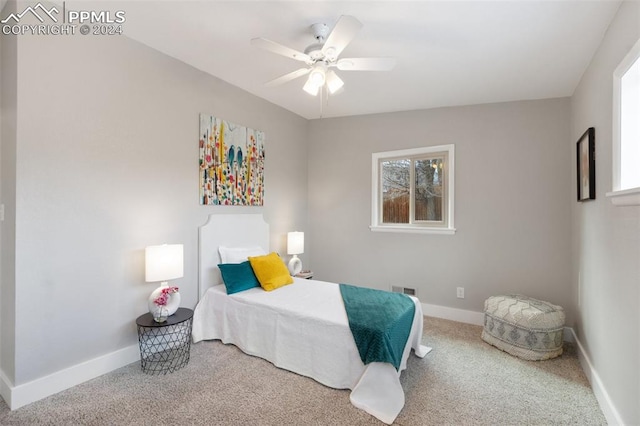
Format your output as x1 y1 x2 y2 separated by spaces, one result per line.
192 278 431 424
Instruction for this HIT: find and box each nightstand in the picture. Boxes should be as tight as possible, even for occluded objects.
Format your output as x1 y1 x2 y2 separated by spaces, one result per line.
136 307 193 375
295 271 314 279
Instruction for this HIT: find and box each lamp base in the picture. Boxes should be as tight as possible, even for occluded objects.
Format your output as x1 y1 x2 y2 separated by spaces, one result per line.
288 255 302 276
148 285 181 317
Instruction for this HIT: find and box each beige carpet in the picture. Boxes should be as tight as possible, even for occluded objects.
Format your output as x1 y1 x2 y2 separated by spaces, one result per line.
0 317 607 425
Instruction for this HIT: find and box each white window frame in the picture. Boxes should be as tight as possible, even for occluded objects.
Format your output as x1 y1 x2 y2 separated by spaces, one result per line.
607 37 640 206
371 144 455 235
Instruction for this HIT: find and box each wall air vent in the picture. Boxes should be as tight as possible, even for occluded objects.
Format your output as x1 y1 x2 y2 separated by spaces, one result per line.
391 286 417 297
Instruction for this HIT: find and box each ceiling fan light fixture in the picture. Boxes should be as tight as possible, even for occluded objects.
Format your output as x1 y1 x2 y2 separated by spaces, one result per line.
308 62 327 86
303 77 320 96
326 70 344 94
303 62 327 96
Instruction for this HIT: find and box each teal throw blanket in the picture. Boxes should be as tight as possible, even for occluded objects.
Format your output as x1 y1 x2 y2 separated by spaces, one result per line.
339 284 415 370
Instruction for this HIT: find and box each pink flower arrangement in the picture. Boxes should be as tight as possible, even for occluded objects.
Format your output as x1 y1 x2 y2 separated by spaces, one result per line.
153 286 179 306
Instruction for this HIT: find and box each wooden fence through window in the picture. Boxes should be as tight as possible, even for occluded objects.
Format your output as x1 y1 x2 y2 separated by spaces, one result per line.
383 194 442 223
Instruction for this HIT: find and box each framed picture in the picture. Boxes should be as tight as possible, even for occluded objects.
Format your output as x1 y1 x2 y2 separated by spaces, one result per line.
576 127 595 201
199 114 265 206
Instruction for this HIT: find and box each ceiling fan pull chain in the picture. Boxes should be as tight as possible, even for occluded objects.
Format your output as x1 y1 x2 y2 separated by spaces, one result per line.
325 85 330 114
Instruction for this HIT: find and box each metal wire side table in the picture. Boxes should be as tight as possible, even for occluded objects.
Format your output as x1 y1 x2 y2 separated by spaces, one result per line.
136 307 193 375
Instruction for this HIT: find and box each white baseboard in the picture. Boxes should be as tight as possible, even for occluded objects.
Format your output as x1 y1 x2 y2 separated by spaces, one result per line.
421 302 485 326
1 344 140 410
569 328 624 426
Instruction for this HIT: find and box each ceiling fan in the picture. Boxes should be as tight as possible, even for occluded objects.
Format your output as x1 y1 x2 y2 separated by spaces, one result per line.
251 15 396 97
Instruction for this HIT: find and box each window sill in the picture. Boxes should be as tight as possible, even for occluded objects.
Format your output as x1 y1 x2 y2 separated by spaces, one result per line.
369 225 456 235
605 187 640 206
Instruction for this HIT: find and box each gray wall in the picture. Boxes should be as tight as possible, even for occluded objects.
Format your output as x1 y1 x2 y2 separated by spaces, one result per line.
570 1 640 424
307 99 573 321
1 32 308 384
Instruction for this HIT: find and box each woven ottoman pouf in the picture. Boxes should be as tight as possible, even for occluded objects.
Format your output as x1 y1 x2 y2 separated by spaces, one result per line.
481 294 565 361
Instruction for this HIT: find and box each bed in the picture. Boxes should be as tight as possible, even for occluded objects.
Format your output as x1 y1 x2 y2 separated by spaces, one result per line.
192 214 431 424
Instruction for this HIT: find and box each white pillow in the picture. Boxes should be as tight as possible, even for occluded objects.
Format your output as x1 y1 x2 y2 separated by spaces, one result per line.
219 246 266 264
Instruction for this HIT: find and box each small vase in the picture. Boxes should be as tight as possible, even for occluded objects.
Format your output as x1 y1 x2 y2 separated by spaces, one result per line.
153 306 168 323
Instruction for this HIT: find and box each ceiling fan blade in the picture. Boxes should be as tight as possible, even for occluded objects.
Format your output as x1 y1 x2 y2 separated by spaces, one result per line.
251 37 311 63
321 15 363 59
336 57 396 71
265 68 310 87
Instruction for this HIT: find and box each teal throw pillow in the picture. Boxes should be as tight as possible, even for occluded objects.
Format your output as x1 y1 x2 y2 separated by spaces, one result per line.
218 261 260 294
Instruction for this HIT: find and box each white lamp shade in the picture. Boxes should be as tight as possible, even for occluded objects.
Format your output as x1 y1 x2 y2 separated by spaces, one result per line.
309 62 327 86
287 232 304 255
303 77 320 96
145 244 184 283
303 63 327 96
326 70 344 94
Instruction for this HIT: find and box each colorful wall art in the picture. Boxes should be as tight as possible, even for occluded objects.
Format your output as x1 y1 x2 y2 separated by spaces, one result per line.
199 114 265 205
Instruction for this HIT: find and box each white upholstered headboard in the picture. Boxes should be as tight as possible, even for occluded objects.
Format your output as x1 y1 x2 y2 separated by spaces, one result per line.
198 214 270 300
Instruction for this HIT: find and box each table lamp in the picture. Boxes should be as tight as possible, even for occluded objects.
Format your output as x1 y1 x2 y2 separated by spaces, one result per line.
287 231 304 275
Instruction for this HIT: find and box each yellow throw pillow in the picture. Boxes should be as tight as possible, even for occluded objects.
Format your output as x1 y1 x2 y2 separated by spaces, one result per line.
248 252 294 291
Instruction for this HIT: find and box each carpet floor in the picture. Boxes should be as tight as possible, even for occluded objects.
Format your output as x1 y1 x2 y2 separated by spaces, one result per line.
0 317 607 425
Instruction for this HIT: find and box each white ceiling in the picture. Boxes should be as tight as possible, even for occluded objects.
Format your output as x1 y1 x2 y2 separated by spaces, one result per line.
45 1 626 119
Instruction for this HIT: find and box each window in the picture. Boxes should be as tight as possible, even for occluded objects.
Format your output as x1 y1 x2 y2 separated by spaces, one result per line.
608 37 640 206
371 145 455 234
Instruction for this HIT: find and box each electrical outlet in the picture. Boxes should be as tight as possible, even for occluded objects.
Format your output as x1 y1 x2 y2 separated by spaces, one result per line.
456 287 465 299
